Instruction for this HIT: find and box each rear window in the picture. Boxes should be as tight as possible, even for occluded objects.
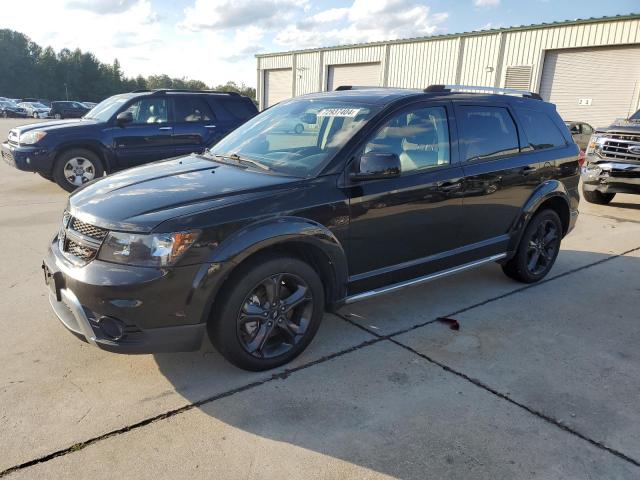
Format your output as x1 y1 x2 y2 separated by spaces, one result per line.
516 108 566 150
458 106 520 161
209 96 257 121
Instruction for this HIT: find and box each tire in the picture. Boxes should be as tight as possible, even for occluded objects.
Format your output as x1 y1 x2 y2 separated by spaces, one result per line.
33 112 38 118
209 253 325 371
52 148 104 192
54 113 62 120
582 187 615 205
502 209 562 284
37 171 54 182
2 111 7 119
294 123 304 134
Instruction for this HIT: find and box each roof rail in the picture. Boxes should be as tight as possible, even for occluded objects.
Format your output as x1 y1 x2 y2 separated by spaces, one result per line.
131 89 240 96
335 85 380 91
425 84 542 100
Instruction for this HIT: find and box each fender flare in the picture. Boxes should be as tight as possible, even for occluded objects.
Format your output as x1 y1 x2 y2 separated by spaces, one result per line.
190 217 349 322
507 179 571 252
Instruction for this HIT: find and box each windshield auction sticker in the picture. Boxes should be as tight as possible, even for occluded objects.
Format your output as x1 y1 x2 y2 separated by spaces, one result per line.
317 108 361 117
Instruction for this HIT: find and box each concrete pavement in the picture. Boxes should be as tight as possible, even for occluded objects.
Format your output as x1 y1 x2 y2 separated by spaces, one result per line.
0 118 639 479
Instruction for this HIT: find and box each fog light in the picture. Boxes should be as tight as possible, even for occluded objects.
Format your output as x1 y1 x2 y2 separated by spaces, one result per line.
581 163 602 181
97 316 126 341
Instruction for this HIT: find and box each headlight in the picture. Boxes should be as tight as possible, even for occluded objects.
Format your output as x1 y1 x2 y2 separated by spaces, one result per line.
585 134 603 155
19 131 47 145
98 230 200 267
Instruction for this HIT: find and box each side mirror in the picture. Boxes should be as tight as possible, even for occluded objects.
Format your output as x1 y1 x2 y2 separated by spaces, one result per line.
116 111 133 125
350 152 401 181
301 112 317 124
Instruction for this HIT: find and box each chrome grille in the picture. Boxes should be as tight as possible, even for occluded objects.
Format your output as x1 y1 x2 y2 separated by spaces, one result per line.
600 133 640 162
65 238 96 261
71 217 108 240
59 212 108 264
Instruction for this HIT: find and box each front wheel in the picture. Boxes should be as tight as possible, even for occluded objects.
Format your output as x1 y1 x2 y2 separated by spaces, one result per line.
582 187 615 205
52 148 104 192
33 112 39 118
209 254 325 371
502 209 562 283
54 113 62 120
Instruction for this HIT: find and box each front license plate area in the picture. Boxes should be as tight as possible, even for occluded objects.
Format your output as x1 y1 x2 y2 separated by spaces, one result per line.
42 263 63 301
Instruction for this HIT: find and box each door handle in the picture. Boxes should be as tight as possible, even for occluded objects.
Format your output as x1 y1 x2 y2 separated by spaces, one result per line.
437 181 462 192
158 126 173 131
521 166 536 175
204 125 217 129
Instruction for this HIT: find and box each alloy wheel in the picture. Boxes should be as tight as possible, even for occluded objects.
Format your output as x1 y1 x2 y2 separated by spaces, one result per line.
237 273 313 359
525 219 559 275
63 157 96 186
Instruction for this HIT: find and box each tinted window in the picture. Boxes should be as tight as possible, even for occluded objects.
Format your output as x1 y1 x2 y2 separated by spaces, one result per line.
516 108 566 150
210 97 256 121
174 97 213 123
364 106 450 173
458 106 519 161
123 98 169 124
581 123 593 135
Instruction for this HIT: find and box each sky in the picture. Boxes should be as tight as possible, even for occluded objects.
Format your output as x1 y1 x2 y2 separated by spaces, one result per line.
1 0 638 88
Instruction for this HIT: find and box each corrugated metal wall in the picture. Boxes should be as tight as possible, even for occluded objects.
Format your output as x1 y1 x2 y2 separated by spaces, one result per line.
257 17 640 110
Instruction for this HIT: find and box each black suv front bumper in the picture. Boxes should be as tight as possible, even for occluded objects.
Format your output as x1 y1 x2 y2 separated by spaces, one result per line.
42 235 224 353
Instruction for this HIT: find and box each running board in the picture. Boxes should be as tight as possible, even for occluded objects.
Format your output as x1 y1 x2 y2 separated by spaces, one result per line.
344 253 507 304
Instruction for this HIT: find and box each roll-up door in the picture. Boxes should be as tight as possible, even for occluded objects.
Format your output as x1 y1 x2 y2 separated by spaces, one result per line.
264 69 292 108
327 63 381 91
539 45 640 128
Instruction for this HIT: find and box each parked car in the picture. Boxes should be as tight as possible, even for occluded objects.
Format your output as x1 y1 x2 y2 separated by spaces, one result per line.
565 121 594 150
1 89 258 191
0 100 28 118
581 108 640 204
41 85 580 371
18 102 51 119
20 97 51 107
49 101 91 119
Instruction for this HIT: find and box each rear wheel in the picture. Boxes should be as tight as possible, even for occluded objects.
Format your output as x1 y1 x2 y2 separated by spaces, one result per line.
32 112 38 118
54 113 62 120
52 148 104 192
502 209 562 283
582 187 615 205
2 111 7 118
209 253 325 371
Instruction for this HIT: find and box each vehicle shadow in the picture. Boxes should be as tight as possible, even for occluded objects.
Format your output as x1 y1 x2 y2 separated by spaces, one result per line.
152 249 635 477
609 201 640 210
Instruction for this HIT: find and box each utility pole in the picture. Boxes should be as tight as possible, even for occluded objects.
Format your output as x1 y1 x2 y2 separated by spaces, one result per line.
64 83 69 100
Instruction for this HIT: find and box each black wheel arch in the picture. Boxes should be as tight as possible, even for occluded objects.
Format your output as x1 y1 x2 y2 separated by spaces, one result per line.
190 217 349 325
507 180 572 256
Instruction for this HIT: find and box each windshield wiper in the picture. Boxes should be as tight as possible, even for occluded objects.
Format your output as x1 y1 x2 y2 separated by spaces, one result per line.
215 152 271 172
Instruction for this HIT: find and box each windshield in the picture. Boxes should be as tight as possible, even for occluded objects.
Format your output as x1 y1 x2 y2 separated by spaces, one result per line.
210 99 381 177
630 110 640 121
85 95 129 121
32 103 47 109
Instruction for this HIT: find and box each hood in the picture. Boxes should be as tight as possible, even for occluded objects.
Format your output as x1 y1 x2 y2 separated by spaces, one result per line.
69 154 300 232
12 118 98 135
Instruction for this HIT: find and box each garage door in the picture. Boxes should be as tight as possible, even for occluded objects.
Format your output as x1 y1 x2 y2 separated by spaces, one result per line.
540 45 640 128
327 63 381 91
264 69 292 108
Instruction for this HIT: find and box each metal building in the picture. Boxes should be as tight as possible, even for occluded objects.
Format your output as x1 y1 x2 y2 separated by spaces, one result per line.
256 14 640 127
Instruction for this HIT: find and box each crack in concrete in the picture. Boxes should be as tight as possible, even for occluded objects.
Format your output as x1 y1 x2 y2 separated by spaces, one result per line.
1 245 638 477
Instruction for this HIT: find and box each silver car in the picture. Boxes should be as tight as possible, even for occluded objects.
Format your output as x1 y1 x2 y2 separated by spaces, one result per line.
18 102 51 119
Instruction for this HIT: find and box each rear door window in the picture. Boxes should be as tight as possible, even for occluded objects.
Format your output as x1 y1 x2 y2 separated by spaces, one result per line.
209 97 257 121
457 106 519 161
515 108 566 150
174 97 213 123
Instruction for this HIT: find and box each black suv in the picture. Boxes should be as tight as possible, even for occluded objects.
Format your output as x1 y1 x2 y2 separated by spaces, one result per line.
581 109 640 204
49 101 91 119
1 89 258 191
42 85 579 371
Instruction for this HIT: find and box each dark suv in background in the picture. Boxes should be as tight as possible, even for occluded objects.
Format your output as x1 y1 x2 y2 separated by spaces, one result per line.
43 85 580 371
49 101 90 119
1 89 258 191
